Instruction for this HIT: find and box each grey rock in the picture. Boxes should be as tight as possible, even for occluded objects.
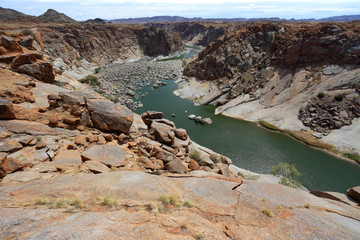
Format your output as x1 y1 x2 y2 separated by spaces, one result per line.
201 118 212 125
81 144 126 167
188 114 196 120
84 160 110 174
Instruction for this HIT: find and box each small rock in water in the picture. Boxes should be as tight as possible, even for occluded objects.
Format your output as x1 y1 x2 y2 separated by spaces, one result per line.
201 118 212 125
188 114 196 120
171 114 176 117
194 116 203 123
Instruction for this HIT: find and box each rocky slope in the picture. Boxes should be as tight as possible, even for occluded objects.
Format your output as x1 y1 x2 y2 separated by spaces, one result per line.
183 22 360 154
1 24 360 239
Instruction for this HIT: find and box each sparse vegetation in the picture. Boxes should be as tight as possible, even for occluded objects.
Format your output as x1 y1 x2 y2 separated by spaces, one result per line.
194 233 204 240
183 201 193 208
304 204 311 209
262 208 275 217
101 196 119 208
181 221 188 230
343 153 360 164
317 92 325 98
79 75 101 86
55 81 66 87
94 67 101 74
35 197 49 205
21 29 34 36
106 96 120 103
334 94 344 102
209 153 219 163
50 199 65 209
272 162 302 189
259 120 281 131
158 194 180 209
36 136 42 142
156 55 184 62
190 150 205 166
70 198 83 208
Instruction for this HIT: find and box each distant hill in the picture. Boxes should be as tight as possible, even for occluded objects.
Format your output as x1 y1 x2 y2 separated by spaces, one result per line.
110 14 360 24
0 6 34 21
84 18 106 24
38 9 76 23
317 15 360 22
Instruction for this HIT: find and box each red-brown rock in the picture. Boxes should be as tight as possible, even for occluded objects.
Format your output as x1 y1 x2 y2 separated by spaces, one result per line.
0 98 15 119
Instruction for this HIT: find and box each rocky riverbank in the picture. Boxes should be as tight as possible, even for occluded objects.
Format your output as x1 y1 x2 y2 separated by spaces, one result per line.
1 22 360 239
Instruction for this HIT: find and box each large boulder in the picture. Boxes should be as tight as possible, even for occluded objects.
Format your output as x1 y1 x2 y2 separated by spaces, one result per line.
11 53 42 69
150 121 175 145
346 186 360 202
84 160 110 174
81 144 126 168
15 62 55 83
0 153 25 178
1 35 17 50
0 99 15 119
86 97 133 133
58 91 85 105
164 158 187 173
0 141 23 153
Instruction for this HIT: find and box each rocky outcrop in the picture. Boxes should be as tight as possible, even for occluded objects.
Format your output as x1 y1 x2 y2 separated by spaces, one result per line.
40 24 183 65
38 9 76 23
147 22 230 46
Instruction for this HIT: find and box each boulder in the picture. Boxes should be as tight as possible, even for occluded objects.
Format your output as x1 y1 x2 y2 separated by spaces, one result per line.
188 114 196 120
86 97 133 133
194 116 202 123
11 53 42 69
18 36 34 49
311 191 359 206
81 144 126 168
150 121 175 145
35 141 47 149
346 186 360 202
15 62 55 83
174 128 188 140
0 154 24 178
1 35 17 50
164 158 187 173
84 160 110 174
0 98 15 119
146 111 163 119
153 146 176 163
201 118 212 125
139 156 157 170
188 159 200 170
0 141 23 153
58 92 85 105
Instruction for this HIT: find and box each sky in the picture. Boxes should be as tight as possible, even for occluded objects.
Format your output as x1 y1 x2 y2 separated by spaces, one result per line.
1 0 360 21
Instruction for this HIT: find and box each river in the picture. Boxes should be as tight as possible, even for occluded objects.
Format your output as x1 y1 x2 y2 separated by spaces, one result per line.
134 79 360 193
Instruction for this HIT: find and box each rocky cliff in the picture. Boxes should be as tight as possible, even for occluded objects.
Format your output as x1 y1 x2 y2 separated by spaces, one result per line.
147 22 239 46
182 22 360 154
40 24 183 66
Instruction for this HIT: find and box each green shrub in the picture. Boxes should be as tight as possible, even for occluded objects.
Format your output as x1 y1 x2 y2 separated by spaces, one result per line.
21 29 34 36
334 94 343 101
209 154 219 163
272 163 301 178
262 208 275 217
279 177 302 189
79 75 101 86
317 92 325 98
101 196 119 208
70 198 83 208
94 67 101 74
343 153 360 164
183 201 193 208
189 150 205 166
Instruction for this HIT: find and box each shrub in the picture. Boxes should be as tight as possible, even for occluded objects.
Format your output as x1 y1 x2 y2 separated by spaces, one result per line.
262 208 275 217
334 94 343 101
94 67 101 74
79 75 101 86
70 198 83 208
101 196 118 208
189 150 205 166
272 163 301 178
317 92 325 98
35 197 49 205
304 204 311 209
279 177 302 189
209 154 219 163
36 136 42 142
343 153 360 164
21 29 34 36
183 201 193 208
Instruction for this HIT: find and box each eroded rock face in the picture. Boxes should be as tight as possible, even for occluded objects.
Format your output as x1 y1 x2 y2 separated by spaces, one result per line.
0 99 15 119
15 62 55 83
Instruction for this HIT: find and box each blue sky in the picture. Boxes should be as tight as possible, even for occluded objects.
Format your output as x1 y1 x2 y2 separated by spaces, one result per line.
1 0 359 21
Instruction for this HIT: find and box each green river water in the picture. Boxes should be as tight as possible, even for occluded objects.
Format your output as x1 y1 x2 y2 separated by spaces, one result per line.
134 79 360 193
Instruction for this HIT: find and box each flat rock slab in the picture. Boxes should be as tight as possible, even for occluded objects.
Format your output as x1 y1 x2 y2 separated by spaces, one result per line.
0 171 359 239
84 160 110 174
81 144 126 167
0 120 79 137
